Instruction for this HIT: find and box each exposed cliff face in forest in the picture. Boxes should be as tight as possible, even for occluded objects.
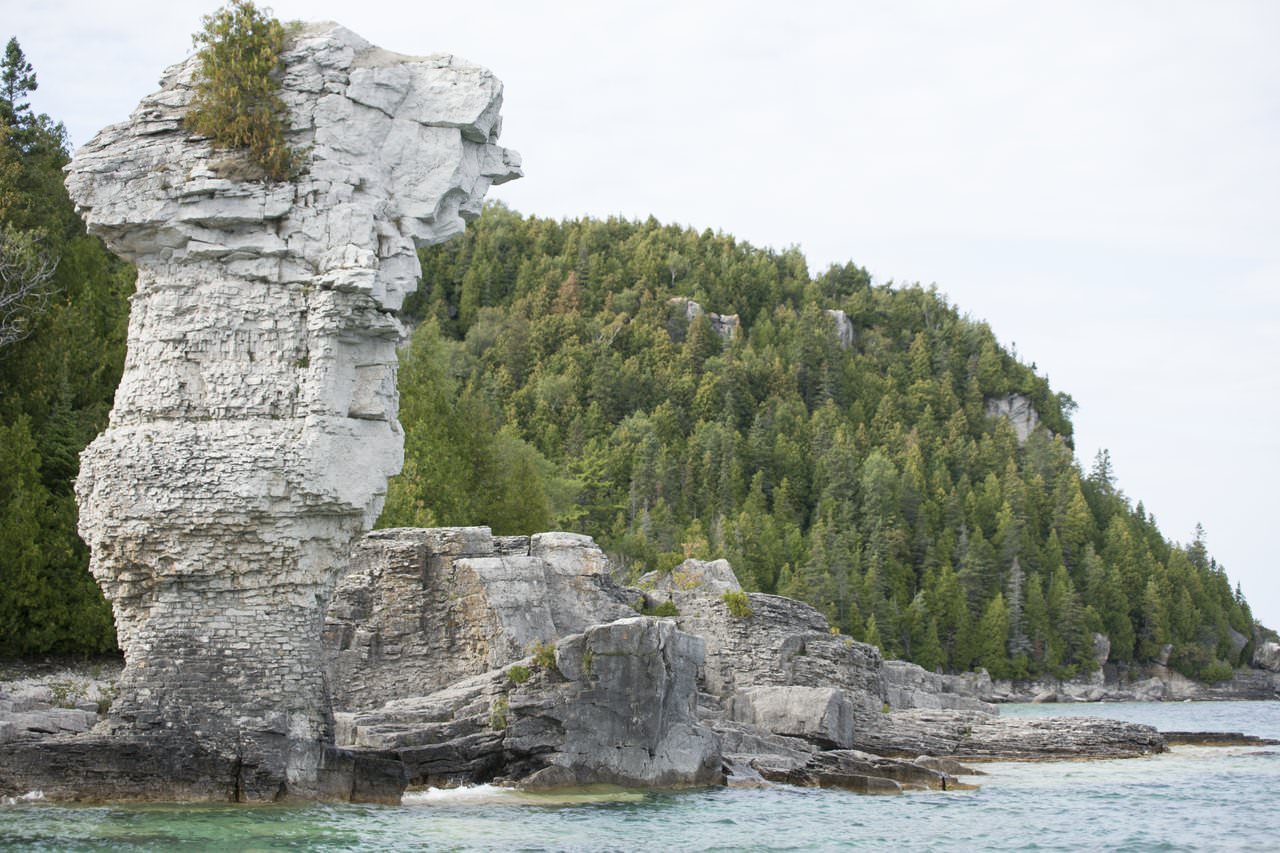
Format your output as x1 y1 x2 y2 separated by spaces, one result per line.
57 21 519 799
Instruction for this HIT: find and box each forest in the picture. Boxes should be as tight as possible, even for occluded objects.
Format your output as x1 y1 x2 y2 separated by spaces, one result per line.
0 38 1260 683
381 204 1257 683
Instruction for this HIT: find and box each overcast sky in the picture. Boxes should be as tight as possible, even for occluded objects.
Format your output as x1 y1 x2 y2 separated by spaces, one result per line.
9 0 1279 629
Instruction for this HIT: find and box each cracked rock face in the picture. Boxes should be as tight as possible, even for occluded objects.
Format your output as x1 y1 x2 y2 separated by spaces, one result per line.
65 22 519 789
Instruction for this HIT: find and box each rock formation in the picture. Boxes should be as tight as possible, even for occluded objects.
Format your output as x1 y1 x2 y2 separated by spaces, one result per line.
667 297 740 342
984 393 1041 443
324 528 635 711
338 618 721 789
825 308 855 349
314 531 1174 792
1253 641 1280 673
10 23 518 801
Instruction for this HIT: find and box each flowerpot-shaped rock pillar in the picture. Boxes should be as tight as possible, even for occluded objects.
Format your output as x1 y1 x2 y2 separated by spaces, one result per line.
65 23 520 799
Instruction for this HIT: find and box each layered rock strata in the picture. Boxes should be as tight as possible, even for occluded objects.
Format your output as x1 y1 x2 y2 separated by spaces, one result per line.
853 709 1166 761
317 531 1171 792
15 23 518 801
325 528 635 710
335 618 721 789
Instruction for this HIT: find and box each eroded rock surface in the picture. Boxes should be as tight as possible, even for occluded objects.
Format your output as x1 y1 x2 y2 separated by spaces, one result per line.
335 618 721 789
882 660 997 713
853 709 1166 760
984 393 1041 443
325 528 636 710
5 23 519 802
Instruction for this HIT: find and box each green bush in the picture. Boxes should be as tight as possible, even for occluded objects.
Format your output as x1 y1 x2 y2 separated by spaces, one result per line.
529 640 557 670
721 590 752 619
642 600 679 618
506 664 531 685
488 694 509 730
184 0 300 180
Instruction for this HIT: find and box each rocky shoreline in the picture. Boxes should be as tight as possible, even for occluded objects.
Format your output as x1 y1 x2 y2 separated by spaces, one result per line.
1 17 1272 805
6 527 1273 802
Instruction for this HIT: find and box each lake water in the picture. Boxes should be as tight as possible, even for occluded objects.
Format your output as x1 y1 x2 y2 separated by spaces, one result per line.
3 701 1278 852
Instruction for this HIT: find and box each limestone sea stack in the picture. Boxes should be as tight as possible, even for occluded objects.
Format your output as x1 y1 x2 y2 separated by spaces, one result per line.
43 23 517 800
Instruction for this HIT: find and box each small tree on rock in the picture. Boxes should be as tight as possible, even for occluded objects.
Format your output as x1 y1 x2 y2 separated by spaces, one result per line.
184 0 300 181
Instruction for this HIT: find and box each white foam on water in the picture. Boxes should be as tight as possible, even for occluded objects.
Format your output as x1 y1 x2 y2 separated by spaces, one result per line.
401 783 648 807
1 790 44 805
402 784 517 805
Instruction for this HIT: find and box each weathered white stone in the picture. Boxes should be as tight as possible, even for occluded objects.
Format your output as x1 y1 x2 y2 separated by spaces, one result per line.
667 296 739 342
825 308 854 349
65 22 518 798
639 558 742 597
984 393 1041 444
1254 642 1280 673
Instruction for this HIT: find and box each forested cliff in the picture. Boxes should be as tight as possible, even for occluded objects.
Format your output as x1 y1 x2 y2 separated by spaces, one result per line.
379 204 1255 683
0 40 1258 682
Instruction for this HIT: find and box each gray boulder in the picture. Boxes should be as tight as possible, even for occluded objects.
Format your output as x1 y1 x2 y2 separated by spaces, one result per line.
337 617 722 790
1253 641 1280 673
325 527 636 710
727 686 854 749
882 660 997 713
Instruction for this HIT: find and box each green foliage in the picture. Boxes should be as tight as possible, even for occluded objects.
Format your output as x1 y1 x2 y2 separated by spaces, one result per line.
488 694 509 730
641 599 680 618
1 38 37 135
529 640 557 670
506 664 531 685
0 44 129 655
384 203 1259 684
721 589 753 618
184 1 300 181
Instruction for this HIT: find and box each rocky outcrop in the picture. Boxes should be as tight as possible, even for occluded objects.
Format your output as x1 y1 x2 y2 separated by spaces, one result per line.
882 661 997 713
1253 641 1280 673
984 394 1041 443
854 709 1166 761
985 663 1280 703
825 309 854 349
755 749 968 794
727 686 856 749
668 297 740 342
641 560 888 726
336 618 721 789
325 528 636 710
3 23 519 802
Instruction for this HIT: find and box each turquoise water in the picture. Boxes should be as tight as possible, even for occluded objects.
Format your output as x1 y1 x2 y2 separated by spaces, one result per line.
3 701 1278 852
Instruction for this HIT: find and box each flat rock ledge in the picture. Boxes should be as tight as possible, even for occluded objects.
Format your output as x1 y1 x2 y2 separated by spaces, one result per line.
854 710 1167 761
0 735 404 803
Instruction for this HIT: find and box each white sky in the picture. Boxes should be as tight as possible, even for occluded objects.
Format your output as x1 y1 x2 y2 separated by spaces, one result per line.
9 0 1279 630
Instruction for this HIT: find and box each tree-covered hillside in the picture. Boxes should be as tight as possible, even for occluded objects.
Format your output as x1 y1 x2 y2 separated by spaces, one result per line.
0 39 132 655
382 203 1256 683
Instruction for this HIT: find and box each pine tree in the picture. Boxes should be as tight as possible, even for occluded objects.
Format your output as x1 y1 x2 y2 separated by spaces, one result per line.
976 593 1011 679
0 38 36 129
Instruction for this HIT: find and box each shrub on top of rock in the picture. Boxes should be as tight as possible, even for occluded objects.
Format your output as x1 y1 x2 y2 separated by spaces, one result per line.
184 0 301 180
722 590 752 619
